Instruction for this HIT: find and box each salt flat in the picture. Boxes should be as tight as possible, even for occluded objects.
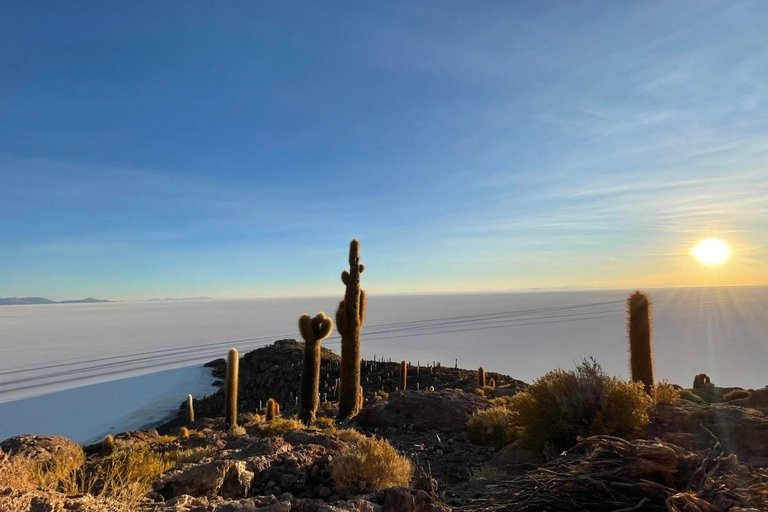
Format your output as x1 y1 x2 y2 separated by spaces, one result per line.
0 287 766 442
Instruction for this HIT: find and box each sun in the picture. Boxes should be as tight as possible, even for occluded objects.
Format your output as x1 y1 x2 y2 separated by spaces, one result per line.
693 238 730 265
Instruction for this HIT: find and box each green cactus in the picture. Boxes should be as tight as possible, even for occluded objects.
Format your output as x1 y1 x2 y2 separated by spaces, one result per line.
298 312 334 425
628 291 654 394
399 360 408 391
478 367 486 388
186 394 195 424
337 239 367 419
225 348 239 429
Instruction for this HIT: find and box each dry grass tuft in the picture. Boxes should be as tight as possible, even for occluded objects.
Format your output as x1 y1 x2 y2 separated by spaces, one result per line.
678 389 697 401
330 436 413 492
473 388 485 397
260 418 305 437
468 406 517 449
652 380 680 406
375 390 389 400
314 417 336 431
227 425 246 438
334 428 367 445
724 389 751 401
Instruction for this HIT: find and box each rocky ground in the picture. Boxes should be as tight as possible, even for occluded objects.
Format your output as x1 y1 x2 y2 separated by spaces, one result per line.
2 340 768 511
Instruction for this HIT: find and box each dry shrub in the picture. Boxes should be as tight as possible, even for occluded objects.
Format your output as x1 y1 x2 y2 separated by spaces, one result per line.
467 406 517 449
314 417 336 431
473 388 485 397
334 428 367 445
508 359 653 455
375 390 389 400
165 446 216 465
652 380 680 405
330 436 413 492
481 385 497 396
227 425 246 438
724 389 751 401
260 418 304 437
678 389 697 401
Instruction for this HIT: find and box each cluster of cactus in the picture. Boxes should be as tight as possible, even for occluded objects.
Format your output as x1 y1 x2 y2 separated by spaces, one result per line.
266 398 280 421
336 239 367 419
225 348 239 428
298 312 334 425
693 373 711 389
627 291 654 394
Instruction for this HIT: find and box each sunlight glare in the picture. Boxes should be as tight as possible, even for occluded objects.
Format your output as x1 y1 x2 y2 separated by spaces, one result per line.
693 238 730 266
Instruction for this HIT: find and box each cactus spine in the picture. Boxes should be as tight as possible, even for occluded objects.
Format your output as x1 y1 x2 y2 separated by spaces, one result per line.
628 291 654 394
399 360 408 391
478 367 486 388
298 312 334 425
337 239 367 419
186 394 195 424
225 348 239 429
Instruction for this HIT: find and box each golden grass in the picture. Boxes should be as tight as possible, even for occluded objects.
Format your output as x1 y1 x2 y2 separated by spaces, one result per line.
724 389 751 401
314 417 336 431
467 406 517 449
330 436 413 492
375 390 389 400
227 425 246 438
260 418 305 437
334 428 367 445
652 380 680 406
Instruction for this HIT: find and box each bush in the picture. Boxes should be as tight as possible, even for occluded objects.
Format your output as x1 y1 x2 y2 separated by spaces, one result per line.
678 389 696 401
467 406 517 449
260 418 304 437
724 389 751 401
508 359 653 455
652 380 680 406
334 428 367 445
375 390 389 400
330 436 413 492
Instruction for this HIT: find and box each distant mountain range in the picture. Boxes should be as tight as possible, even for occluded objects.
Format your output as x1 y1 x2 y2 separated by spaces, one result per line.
0 297 112 306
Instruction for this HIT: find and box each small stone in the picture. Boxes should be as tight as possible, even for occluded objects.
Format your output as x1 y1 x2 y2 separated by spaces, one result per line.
318 486 332 498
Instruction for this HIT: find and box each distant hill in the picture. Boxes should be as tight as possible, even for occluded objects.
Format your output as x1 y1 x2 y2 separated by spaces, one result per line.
0 297 112 306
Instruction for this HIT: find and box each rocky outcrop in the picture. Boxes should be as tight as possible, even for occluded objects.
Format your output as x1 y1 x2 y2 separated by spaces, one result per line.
354 390 489 433
155 460 254 499
0 434 84 472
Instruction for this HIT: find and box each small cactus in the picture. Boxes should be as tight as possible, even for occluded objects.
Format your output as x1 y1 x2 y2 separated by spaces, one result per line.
337 239 367 419
266 398 278 421
186 394 195 424
225 348 239 429
628 291 654 394
179 426 190 438
298 312 334 425
489 378 496 389
478 367 486 388
399 360 408 391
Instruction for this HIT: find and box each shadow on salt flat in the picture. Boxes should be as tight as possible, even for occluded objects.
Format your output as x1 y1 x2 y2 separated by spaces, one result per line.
0 365 216 444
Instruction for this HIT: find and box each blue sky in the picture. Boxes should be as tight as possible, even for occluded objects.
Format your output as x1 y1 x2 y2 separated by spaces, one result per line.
1 1 766 300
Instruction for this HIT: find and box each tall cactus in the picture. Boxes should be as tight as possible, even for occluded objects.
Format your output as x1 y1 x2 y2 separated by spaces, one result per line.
225 348 239 429
298 312 334 425
337 239 367 419
266 398 277 421
399 360 408 391
628 291 654 394
186 394 195 424
478 367 486 388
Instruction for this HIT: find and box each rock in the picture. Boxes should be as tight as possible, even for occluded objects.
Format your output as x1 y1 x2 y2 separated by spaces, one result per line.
154 460 254 499
0 435 84 473
382 487 449 512
491 440 544 476
354 390 488 432
649 402 768 465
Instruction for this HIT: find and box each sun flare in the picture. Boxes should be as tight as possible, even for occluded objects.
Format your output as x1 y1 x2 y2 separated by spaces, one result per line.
693 238 730 266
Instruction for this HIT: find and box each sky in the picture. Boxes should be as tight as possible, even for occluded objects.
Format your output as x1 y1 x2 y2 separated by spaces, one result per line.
1 1 767 300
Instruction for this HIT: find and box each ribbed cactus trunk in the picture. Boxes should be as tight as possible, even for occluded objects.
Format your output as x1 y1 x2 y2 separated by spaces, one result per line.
478 367 486 388
186 394 195 424
337 239 366 419
298 312 334 426
266 398 277 421
628 291 654 394
399 360 408 391
225 348 239 429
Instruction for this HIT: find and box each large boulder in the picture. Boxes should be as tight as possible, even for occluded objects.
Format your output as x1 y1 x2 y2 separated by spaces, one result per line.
154 460 254 499
0 434 84 473
354 390 488 433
